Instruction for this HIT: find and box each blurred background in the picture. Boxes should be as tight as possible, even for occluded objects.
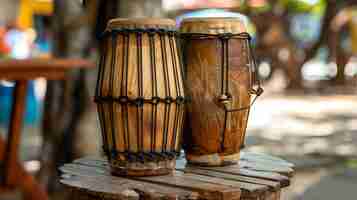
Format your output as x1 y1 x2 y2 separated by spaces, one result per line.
0 0 357 199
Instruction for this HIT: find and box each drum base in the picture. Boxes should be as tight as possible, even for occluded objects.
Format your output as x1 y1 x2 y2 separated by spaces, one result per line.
186 152 240 166
109 159 176 177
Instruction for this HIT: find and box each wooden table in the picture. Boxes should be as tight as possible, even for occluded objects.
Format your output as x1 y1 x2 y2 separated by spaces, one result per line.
60 151 294 200
0 58 94 199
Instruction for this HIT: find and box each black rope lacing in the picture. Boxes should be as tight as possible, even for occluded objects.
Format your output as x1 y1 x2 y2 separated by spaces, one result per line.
95 28 185 163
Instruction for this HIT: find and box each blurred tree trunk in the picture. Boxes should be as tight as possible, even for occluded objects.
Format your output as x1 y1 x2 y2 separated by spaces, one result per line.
242 0 351 89
94 0 164 41
330 26 349 85
38 0 92 192
117 0 164 17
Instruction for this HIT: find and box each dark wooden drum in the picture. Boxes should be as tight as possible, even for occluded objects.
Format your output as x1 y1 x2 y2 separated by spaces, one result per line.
95 18 186 176
180 18 263 166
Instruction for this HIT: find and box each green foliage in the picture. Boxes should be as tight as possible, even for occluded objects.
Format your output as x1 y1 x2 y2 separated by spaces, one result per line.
279 0 326 15
346 159 357 168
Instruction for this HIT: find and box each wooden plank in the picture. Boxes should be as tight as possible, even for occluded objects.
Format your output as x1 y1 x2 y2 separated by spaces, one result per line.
179 167 281 190
239 160 294 177
241 190 281 200
74 158 243 199
71 158 263 198
174 153 294 178
181 164 291 187
68 155 295 199
175 157 291 187
60 164 198 200
61 175 190 200
73 157 271 196
135 171 241 200
60 163 240 200
73 157 108 167
0 59 94 80
175 172 266 199
241 152 294 168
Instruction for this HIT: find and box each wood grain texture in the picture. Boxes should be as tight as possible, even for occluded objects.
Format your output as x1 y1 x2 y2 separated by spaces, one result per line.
60 163 239 200
182 33 252 166
0 58 94 80
96 19 185 176
60 152 294 200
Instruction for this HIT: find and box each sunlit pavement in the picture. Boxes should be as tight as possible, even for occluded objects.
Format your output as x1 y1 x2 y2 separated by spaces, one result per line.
246 94 357 158
245 93 357 200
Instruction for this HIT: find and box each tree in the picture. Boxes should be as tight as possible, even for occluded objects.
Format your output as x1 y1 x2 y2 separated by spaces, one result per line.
38 0 93 192
236 0 357 89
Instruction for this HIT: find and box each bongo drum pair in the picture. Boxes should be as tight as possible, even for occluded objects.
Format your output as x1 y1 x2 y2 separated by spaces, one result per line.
95 17 262 177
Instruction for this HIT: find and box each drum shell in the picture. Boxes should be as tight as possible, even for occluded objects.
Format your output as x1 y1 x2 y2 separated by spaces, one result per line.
95 28 185 176
182 35 252 166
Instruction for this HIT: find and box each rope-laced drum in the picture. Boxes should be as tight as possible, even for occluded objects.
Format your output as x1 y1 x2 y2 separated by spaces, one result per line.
180 18 263 166
95 18 186 176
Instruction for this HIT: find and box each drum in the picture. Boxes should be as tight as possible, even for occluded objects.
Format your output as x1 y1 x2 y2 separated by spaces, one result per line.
95 18 186 176
180 18 263 166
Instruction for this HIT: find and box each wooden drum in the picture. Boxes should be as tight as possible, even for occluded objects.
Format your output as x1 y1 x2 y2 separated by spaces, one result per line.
95 18 185 176
180 18 263 166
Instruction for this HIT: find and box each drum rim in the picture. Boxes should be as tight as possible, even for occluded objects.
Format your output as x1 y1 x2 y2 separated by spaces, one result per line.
181 17 243 22
107 18 176 30
180 17 246 34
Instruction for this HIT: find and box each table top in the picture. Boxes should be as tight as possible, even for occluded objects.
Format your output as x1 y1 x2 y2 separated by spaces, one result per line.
0 58 95 80
60 152 294 200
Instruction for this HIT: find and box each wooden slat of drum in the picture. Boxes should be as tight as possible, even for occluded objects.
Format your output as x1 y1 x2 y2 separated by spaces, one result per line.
60 163 240 200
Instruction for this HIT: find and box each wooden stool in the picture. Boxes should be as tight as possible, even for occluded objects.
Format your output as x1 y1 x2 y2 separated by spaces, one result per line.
0 59 94 200
60 151 294 200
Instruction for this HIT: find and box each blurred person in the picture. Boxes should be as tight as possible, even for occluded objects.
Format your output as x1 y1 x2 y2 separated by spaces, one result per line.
330 6 357 83
332 6 357 54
